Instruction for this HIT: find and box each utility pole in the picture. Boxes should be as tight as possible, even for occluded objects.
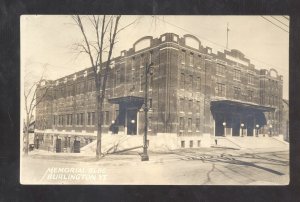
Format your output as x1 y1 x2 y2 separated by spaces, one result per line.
226 23 230 49
141 62 153 161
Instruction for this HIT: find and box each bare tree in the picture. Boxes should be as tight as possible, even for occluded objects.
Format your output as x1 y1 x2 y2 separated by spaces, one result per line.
23 68 50 155
71 15 137 159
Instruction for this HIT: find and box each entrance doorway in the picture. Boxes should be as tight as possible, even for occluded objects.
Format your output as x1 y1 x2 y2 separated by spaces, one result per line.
232 116 240 136
56 138 61 153
215 116 225 136
126 109 137 135
246 116 254 136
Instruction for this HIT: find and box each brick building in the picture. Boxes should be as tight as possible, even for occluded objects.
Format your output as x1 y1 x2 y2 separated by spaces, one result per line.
34 33 283 151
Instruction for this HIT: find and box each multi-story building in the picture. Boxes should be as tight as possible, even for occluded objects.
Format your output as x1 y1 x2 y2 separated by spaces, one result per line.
34 33 283 151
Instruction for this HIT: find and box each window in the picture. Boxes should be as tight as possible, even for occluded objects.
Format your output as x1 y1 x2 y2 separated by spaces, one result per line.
196 118 200 131
189 140 193 148
161 36 166 42
179 98 184 111
76 114 79 125
116 69 121 86
87 80 95 92
270 95 274 105
189 75 193 90
105 111 109 125
66 114 72 126
87 112 95 125
248 74 254 84
216 83 226 97
131 57 135 70
181 51 186 64
216 64 225 76
92 112 95 125
54 89 59 99
233 87 241 99
181 141 185 148
180 73 185 89
188 100 193 111
60 86 65 98
140 55 144 68
233 69 241 81
189 54 194 66
196 76 201 91
87 113 91 125
179 117 184 130
188 118 192 131
196 101 201 113
76 82 84 94
58 115 64 126
197 140 201 147
248 90 253 101
80 113 84 125
66 85 74 96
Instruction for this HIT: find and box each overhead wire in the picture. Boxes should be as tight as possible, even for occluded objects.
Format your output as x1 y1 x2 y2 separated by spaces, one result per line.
282 16 290 21
260 16 289 33
270 16 289 27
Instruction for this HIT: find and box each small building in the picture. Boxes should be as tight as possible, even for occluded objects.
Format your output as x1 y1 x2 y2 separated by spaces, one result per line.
34 33 284 151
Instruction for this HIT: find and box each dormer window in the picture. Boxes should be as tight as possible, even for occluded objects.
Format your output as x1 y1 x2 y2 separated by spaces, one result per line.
161 36 166 42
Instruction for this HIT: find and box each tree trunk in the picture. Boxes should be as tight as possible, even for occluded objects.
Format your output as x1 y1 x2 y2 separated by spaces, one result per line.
24 130 29 155
96 91 103 159
24 117 30 155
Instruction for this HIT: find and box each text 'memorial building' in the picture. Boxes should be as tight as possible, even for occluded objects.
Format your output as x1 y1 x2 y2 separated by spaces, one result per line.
35 33 283 151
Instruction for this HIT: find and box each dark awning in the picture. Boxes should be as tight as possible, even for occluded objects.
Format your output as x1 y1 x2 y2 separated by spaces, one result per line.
211 99 276 112
108 96 144 104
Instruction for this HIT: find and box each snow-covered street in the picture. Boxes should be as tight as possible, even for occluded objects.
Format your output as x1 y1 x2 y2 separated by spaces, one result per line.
20 147 289 185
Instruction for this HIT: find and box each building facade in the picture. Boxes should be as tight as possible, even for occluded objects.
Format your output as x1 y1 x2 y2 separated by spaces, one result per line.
34 33 284 151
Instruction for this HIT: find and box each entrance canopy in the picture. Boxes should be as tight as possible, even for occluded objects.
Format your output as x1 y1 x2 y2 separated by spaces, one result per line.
211 99 275 136
211 100 275 112
108 96 144 135
108 96 144 105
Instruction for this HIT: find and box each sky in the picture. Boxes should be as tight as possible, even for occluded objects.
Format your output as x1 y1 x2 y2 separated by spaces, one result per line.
21 15 289 99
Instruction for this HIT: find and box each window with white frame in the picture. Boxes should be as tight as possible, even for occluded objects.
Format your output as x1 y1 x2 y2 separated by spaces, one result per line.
188 118 192 131
180 72 185 89
216 83 226 97
233 69 241 81
179 117 184 130
248 73 254 84
216 64 226 76
248 90 254 101
87 112 95 125
233 86 241 99
196 118 200 131
181 51 186 64
189 54 194 66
